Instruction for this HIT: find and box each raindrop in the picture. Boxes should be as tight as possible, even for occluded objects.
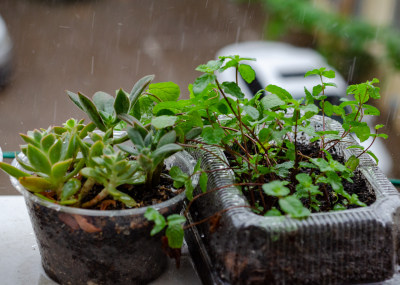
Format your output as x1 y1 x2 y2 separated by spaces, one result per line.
347 57 356 83
235 26 241 43
180 32 185 52
136 49 141 75
91 56 95 75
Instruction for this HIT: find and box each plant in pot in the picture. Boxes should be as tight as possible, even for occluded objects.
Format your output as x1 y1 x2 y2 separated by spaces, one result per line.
150 56 400 284
0 76 199 285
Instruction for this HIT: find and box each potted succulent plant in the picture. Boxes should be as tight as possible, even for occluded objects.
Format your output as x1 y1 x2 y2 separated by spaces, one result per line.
0 76 199 285
148 56 400 284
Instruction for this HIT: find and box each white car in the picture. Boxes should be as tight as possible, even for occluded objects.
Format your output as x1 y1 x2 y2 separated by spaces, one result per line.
216 41 393 175
0 15 12 86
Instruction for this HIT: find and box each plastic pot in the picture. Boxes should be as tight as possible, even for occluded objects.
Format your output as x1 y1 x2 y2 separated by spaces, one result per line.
10 151 196 285
186 116 400 284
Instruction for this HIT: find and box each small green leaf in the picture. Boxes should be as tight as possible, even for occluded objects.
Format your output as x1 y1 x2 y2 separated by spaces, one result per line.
185 127 202 140
93 91 114 114
51 159 73 181
165 224 184 248
199 172 208 193
27 145 52 175
129 74 154 111
262 181 290 197
167 214 186 226
157 130 177 148
114 89 130 115
264 208 282 217
279 196 311 218
221 81 244 99
67 91 84 110
193 74 216 96
366 150 379 164
145 208 166 236
345 155 360 171
238 64 256 83
148 82 180 102
78 93 107 132
40 134 56 152
243 105 259 120
201 126 225 144
152 144 182 159
61 178 81 201
151 115 178 129
127 127 145 148
265 85 292 100
195 59 223 73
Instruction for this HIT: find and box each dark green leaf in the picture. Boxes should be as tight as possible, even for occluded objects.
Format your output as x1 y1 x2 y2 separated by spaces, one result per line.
157 130 177 148
127 128 145 148
221 81 244 99
185 127 202 140
345 155 360 171
129 74 154 109
151 115 177 129
199 172 208 193
93 91 114 114
201 126 225 144
165 224 184 248
114 89 130 115
243 105 259 120
144 207 167 236
279 196 310 218
61 178 81 201
67 91 84 110
78 93 106 132
262 181 290 197
152 144 182 159
193 74 216 96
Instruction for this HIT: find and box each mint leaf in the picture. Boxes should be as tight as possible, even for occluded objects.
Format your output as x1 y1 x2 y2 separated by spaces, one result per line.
221 81 244 99
238 64 255 83
148 82 180 102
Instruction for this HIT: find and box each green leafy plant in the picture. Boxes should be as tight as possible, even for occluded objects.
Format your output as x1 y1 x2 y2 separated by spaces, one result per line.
154 56 386 219
0 76 201 250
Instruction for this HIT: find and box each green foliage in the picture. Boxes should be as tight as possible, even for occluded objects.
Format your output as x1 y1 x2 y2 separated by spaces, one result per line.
144 208 186 248
172 55 386 218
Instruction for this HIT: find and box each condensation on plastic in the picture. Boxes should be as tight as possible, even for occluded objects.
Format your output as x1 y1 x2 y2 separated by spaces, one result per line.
186 115 400 285
10 150 197 285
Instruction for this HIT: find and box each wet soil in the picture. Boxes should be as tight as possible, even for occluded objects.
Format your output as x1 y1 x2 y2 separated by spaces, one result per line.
227 143 376 214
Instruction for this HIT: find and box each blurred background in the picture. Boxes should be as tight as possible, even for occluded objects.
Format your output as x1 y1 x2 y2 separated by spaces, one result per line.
1 0 400 194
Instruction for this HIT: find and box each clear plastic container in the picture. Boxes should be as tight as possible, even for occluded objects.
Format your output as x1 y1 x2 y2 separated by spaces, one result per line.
186 115 400 284
11 151 197 285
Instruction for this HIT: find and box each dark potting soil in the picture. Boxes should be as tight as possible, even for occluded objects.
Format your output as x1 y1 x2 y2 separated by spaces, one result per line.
225 143 376 214
81 174 184 210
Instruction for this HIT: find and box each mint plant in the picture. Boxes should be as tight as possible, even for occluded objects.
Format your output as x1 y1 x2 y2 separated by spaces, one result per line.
153 56 386 218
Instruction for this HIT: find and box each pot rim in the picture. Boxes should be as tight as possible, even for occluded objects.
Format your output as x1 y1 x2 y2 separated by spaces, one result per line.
10 150 197 217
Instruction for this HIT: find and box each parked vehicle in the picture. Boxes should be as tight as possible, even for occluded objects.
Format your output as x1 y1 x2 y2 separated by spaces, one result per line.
0 15 12 87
